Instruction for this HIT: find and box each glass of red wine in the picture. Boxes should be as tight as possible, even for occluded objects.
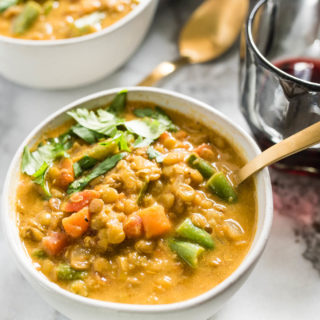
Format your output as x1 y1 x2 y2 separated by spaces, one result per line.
240 0 320 175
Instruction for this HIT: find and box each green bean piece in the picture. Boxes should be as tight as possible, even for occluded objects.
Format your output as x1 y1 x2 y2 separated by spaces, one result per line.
176 218 214 249
57 263 87 281
12 1 41 35
168 239 205 268
137 180 149 206
207 172 237 203
187 153 215 179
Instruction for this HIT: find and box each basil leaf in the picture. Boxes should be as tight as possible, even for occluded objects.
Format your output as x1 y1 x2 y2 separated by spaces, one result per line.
147 147 164 163
125 118 167 140
32 162 51 198
108 90 127 115
67 108 123 137
67 152 127 194
0 0 18 13
71 124 101 144
134 107 178 132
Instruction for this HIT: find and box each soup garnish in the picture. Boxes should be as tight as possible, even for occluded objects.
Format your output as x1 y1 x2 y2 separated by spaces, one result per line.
16 91 256 304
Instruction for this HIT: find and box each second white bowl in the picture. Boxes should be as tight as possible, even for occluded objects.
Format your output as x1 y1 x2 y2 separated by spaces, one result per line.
0 0 157 89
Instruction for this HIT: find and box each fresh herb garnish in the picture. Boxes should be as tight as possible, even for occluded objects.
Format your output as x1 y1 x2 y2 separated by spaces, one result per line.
70 124 103 144
67 152 127 194
134 107 178 132
147 147 164 163
133 136 153 148
100 131 131 152
73 155 98 178
108 90 127 115
32 162 51 198
125 118 167 140
57 263 87 281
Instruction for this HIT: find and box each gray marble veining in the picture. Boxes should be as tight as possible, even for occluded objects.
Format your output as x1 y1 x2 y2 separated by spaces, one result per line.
1 1 320 319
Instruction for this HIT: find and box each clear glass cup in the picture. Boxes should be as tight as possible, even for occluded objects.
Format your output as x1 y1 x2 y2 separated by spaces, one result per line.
240 0 320 174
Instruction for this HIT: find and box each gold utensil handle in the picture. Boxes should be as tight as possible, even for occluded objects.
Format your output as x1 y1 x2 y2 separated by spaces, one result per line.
235 121 320 185
138 56 190 87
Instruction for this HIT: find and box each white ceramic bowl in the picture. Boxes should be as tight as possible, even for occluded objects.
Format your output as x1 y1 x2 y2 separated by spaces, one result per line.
0 0 157 89
2 87 273 320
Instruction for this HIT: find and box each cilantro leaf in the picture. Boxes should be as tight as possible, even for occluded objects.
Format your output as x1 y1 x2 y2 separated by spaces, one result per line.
125 118 167 140
147 147 164 163
108 90 127 115
21 133 72 176
133 136 153 148
67 108 123 137
73 155 98 178
32 162 51 198
100 131 131 152
67 152 127 194
133 107 178 132
70 124 102 144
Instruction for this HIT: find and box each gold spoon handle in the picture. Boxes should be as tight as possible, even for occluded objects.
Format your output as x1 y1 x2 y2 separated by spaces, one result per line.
235 121 320 185
138 56 190 86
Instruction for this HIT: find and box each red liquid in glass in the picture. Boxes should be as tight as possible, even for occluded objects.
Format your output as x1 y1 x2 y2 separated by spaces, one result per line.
273 57 320 83
254 57 320 175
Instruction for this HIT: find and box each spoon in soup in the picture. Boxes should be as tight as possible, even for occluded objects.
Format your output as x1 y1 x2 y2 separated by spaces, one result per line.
233 121 320 186
138 0 249 86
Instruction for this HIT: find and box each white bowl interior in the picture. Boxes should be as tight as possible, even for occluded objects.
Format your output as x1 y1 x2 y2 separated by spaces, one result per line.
2 87 273 314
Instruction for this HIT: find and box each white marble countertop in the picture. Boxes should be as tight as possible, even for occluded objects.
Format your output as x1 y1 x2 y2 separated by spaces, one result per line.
1 1 320 319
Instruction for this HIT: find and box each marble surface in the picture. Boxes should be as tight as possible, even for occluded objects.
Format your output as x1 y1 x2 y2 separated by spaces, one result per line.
1 1 320 319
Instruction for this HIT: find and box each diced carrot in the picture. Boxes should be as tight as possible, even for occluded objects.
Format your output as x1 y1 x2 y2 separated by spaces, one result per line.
63 190 100 213
174 130 188 140
139 205 171 238
159 131 170 144
56 158 75 188
123 214 143 238
194 144 215 161
62 207 90 238
42 231 68 256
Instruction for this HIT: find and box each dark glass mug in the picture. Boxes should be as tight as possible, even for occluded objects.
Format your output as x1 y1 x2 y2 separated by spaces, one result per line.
240 0 320 174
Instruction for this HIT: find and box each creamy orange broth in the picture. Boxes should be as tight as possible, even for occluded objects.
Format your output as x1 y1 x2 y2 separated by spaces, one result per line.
16 101 256 304
0 0 138 40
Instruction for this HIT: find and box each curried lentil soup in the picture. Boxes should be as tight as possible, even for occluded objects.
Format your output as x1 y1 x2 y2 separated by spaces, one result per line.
0 0 139 40
16 91 256 304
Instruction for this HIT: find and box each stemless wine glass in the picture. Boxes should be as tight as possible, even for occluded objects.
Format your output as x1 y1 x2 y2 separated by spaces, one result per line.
240 0 320 174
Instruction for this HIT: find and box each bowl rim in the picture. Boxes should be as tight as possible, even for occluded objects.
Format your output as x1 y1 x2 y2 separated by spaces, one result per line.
0 0 154 47
2 87 273 313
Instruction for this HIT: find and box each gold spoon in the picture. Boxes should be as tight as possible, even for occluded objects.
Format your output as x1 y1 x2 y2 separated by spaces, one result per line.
234 122 320 186
138 0 249 86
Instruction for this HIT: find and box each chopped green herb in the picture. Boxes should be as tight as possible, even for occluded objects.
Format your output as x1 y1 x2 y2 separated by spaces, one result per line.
134 107 178 132
32 249 48 259
137 180 149 206
108 90 127 115
57 263 87 281
133 136 153 148
67 108 124 137
125 118 167 140
147 147 164 163
32 162 51 198
67 152 127 194
71 124 102 144
73 155 98 178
